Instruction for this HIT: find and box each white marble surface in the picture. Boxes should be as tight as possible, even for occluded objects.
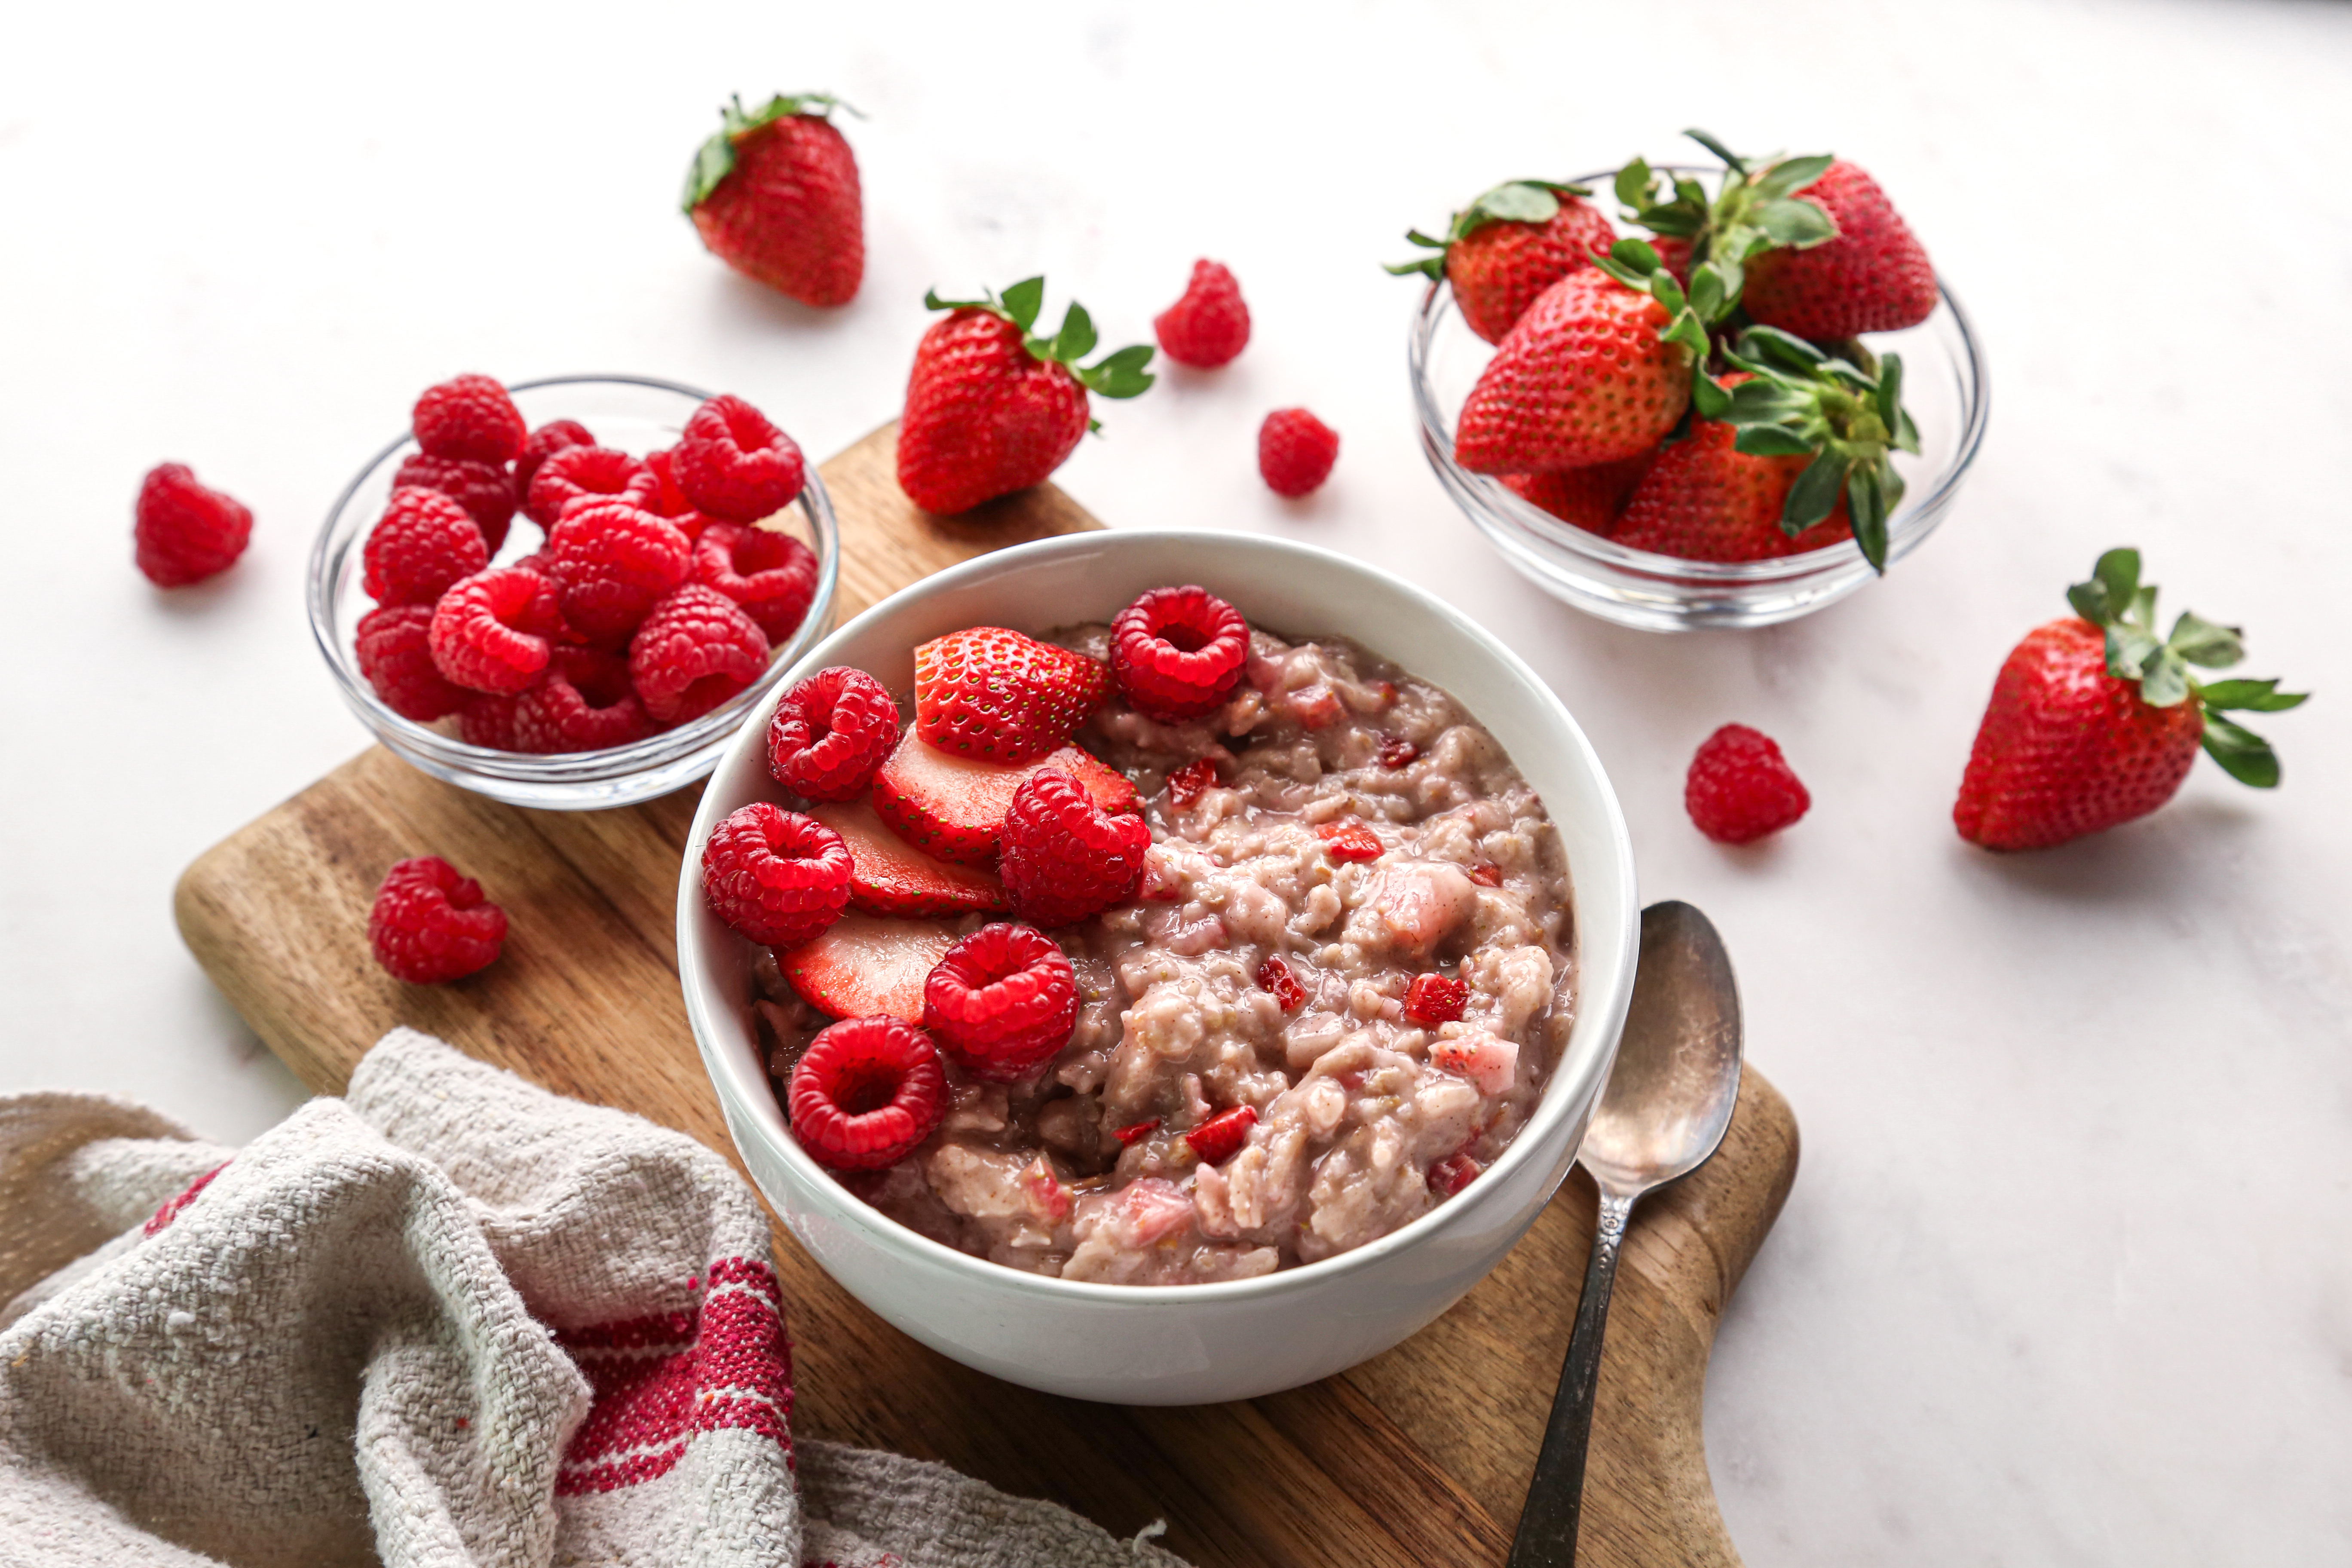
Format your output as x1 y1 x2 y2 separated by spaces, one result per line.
5 0 2349 1560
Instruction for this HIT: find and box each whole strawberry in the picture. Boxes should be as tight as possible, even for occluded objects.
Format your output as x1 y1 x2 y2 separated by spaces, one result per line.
1387 179 1615 344
1451 268 1690 472
1954 549 2306 851
1743 160 1936 340
683 93 864 308
1612 375 1851 561
896 277 1153 515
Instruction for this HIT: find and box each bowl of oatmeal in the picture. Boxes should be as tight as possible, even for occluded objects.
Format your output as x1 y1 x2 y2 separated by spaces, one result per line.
679 530 1637 1404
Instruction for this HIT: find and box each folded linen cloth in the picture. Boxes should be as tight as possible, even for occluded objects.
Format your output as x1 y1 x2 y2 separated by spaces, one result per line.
0 1029 1185 1568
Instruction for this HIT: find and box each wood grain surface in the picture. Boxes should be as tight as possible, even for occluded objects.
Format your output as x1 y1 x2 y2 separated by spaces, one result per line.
176 423 1800 1568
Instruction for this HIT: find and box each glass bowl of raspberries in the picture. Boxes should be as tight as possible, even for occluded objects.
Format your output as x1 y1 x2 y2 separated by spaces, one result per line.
309 374 839 808
1406 156 1988 631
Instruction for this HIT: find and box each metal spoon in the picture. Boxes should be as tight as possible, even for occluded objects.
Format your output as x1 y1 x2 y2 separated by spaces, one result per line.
1506 900 1745 1568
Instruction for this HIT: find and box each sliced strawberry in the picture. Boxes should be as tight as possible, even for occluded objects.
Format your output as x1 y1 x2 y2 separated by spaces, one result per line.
871 726 1139 867
808 797 1008 918
913 625 1110 765
778 912 959 1024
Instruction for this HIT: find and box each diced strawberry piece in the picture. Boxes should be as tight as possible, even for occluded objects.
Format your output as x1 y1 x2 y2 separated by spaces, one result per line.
1314 818 1384 862
808 796 1008 918
1403 972 1469 1026
1110 1177 1195 1246
1018 1155 1073 1224
1255 956 1306 1012
1429 1150 1482 1196
1165 757 1218 808
1112 1118 1160 1146
870 726 1138 867
1468 863 1503 887
1430 1032 1519 1097
778 912 959 1024
1185 1105 1257 1166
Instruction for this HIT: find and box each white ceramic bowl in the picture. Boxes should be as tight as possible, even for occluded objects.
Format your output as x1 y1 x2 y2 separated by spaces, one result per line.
678 530 1639 1405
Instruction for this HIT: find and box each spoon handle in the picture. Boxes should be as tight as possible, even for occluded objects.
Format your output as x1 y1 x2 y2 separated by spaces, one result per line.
1505 1187 1637 1568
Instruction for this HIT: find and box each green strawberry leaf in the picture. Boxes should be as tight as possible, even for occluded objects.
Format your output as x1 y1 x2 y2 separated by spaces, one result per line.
1738 326 1827 373
1687 263 1727 323
1611 237 1661 274
1614 158 1653 208
2167 609 2245 668
682 132 738 213
2128 583 2159 628
2105 622 2162 681
2196 677 2309 712
1733 425 1815 457
1471 182 1562 226
2078 548 2141 626
2200 713 2282 787
1783 449 1847 534
1875 354 1905 435
1691 371 1731 420
2139 644 2192 707
1384 255 1447 281
1846 463 1890 572
1077 343 1156 400
1651 271 1689 317
1053 301 1099 363
1595 253 1652 291
1755 196 1838 249
1000 276 1045 333
1723 377 1806 423
1682 128 1748 177
1753 153 1834 200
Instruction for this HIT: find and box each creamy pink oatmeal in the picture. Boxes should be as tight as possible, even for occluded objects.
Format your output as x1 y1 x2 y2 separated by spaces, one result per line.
753 622 1574 1284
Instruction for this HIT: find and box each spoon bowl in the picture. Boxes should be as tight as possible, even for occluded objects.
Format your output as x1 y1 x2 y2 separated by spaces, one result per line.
1508 900 1745 1568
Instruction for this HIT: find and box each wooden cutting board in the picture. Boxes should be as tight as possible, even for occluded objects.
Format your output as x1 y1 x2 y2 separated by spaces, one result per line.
176 423 1799 1568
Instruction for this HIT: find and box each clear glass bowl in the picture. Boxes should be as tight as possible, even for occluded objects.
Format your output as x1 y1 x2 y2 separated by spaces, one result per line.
308 374 840 809
1409 167 1989 632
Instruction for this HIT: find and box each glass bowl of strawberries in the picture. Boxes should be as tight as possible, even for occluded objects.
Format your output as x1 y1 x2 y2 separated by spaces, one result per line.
1406 154 1989 631
309 374 840 808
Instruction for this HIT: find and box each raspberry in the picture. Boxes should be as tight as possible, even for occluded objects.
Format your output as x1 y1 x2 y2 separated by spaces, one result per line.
355 603 469 722
1378 737 1419 769
1403 973 1469 1026
412 375 527 465
1314 818 1384 862
429 566 560 694
515 420 594 499
525 445 661 528
1255 955 1306 1012
1428 1150 1481 1196
675 395 806 522
364 486 489 606
368 856 506 983
457 692 519 749
629 583 772 724
1259 408 1340 498
1185 1106 1256 1166
1164 758 1218 808
701 802 852 946
133 463 252 587
1685 723 1811 844
640 445 696 518
1153 259 1250 369
1110 585 1250 721
543 500 692 643
511 647 651 753
692 522 820 643
768 665 896 801
998 769 1152 927
787 1015 946 1171
393 453 518 552
921 922 1079 1081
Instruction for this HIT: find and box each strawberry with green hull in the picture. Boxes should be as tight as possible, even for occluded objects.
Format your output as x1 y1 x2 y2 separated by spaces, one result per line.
683 94 864 308
1611 373 1854 561
1613 132 1841 327
1387 179 1616 344
1742 160 1936 340
1954 549 2307 851
1451 268 1690 473
897 277 1154 515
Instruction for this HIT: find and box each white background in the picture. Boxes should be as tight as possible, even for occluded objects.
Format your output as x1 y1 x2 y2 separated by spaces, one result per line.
5 0 2349 1561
